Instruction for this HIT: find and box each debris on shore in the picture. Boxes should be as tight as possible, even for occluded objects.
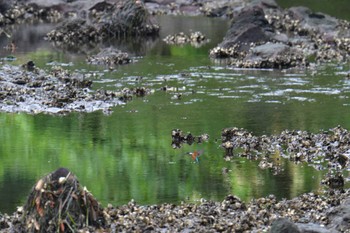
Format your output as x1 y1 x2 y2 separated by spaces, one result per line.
0 168 349 232
21 168 104 232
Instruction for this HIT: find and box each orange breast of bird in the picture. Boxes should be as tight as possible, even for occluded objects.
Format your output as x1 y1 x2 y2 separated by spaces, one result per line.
191 151 199 160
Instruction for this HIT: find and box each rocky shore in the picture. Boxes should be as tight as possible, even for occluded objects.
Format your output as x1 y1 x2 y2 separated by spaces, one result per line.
0 63 152 114
0 0 347 114
0 167 349 233
210 1 350 68
0 1 349 231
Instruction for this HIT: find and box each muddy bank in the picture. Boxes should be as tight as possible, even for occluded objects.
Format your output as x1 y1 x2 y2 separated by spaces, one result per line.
0 168 349 232
210 0 350 68
0 63 152 114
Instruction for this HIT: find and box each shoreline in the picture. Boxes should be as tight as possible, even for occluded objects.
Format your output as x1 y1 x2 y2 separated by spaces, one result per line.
1 188 349 232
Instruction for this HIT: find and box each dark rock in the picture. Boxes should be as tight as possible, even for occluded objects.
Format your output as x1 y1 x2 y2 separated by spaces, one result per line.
47 0 160 47
295 223 331 233
287 7 339 35
210 0 350 69
0 0 14 14
241 42 306 69
327 197 350 232
219 5 275 51
322 173 345 189
270 218 301 233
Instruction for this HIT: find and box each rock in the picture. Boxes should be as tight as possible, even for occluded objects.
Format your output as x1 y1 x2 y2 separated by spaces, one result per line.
287 7 339 35
0 64 131 114
87 48 131 66
251 42 288 58
242 42 306 69
218 5 275 51
0 0 14 14
295 223 331 233
47 0 160 47
210 0 350 68
270 218 301 233
327 197 350 232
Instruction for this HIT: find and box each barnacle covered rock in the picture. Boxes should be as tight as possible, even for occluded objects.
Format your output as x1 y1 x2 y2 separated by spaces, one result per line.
22 168 105 232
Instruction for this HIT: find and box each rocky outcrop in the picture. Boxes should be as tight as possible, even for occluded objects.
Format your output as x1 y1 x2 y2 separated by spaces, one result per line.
269 197 350 233
46 0 160 47
210 0 350 69
0 64 153 114
87 47 131 66
327 197 350 232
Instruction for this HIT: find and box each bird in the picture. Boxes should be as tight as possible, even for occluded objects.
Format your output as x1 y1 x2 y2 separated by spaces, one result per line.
186 149 204 163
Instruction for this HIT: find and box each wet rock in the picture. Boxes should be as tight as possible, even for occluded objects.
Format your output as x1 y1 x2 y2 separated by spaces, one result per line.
270 218 301 233
87 48 131 66
0 0 14 14
210 0 350 68
327 197 350 232
218 5 275 51
47 0 160 47
295 223 331 233
322 173 345 189
0 64 132 114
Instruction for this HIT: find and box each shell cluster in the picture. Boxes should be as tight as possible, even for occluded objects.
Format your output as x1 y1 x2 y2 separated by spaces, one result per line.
163 31 208 47
0 3 61 26
221 126 349 186
46 0 159 47
0 64 152 115
2 189 349 232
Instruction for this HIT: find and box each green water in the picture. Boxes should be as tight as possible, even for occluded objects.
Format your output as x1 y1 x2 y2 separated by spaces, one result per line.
0 11 350 214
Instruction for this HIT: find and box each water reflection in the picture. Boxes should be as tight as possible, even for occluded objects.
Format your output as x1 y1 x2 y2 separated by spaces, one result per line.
0 15 349 214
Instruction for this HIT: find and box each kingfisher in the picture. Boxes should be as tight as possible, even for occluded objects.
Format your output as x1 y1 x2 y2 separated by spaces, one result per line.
187 150 203 163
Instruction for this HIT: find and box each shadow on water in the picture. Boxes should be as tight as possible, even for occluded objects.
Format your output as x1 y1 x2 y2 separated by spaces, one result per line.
0 14 349 214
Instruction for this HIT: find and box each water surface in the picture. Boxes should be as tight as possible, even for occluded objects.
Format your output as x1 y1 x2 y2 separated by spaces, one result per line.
0 13 350 214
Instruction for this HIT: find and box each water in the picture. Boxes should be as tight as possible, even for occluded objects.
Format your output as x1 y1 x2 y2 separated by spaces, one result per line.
0 12 350 214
